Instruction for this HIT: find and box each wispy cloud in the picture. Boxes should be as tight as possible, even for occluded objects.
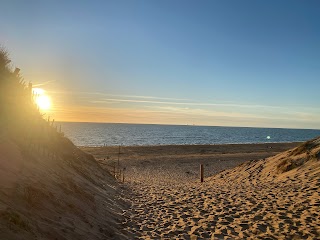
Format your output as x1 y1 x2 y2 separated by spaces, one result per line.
92 97 285 109
46 89 320 129
102 94 189 101
52 104 320 129
48 90 188 101
32 80 56 87
47 90 320 112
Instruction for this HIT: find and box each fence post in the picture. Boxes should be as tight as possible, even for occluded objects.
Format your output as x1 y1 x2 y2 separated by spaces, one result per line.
200 164 204 183
117 145 120 170
122 168 125 183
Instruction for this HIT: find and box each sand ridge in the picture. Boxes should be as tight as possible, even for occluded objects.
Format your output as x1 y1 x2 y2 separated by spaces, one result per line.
0 136 129 240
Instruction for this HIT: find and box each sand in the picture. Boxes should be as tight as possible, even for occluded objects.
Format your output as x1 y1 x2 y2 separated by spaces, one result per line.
0 135 128 240
82 141 320 239
82 142 299 183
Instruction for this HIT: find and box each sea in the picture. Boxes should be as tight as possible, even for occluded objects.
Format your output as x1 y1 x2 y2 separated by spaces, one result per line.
58 122 320 147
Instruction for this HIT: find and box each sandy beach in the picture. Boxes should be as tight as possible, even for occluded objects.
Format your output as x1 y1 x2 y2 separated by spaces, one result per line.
81 141 320 239
82 142 299 182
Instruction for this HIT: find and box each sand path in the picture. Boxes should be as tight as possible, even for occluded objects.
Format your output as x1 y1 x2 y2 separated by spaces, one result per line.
122 173 319 239
82 142 320 239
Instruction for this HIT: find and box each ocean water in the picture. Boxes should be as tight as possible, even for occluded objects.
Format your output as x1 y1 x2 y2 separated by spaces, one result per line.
58 122 320 147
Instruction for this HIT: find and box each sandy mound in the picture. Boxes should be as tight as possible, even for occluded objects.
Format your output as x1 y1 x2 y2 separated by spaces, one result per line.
0 134 128 240
203 137 320 239
209 137 320 185
112 141 318 239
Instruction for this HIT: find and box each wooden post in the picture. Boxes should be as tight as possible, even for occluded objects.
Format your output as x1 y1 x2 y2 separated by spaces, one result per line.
122 168 125 183
200 164 204 183
117 145 120 170
14 68 20 76
113 163 116 178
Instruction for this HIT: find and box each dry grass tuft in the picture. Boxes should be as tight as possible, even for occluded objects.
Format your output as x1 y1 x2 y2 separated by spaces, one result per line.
277 158 307 173
290 139 317 156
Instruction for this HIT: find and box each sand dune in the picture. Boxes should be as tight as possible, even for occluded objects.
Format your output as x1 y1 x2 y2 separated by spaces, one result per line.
85 141 320 239
0 135 128 240
0 49 129 239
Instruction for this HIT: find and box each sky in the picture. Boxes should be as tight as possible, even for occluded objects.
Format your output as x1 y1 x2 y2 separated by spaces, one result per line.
1 0 320 129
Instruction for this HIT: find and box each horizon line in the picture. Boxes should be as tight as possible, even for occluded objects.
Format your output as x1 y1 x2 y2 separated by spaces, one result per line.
55 120 320 131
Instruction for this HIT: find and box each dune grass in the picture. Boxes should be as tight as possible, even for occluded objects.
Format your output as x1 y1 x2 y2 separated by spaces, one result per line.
0 48 64 156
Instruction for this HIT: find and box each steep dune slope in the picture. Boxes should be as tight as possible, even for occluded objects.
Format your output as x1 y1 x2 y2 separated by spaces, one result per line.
0 134 128 240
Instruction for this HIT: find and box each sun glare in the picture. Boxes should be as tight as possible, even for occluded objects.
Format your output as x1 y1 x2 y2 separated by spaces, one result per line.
32 88 51 111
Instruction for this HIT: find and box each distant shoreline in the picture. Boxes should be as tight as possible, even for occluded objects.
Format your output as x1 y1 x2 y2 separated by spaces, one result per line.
78 141 303 148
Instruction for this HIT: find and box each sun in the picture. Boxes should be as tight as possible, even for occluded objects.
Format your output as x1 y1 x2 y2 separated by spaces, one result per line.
36 95 51 110
32 88 51 111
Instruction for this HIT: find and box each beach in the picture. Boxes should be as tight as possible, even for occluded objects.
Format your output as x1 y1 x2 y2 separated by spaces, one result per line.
82 142 299 183
80 141 320 239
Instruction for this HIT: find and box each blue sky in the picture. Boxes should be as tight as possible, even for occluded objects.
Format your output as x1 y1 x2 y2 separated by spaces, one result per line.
1 0 320 128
